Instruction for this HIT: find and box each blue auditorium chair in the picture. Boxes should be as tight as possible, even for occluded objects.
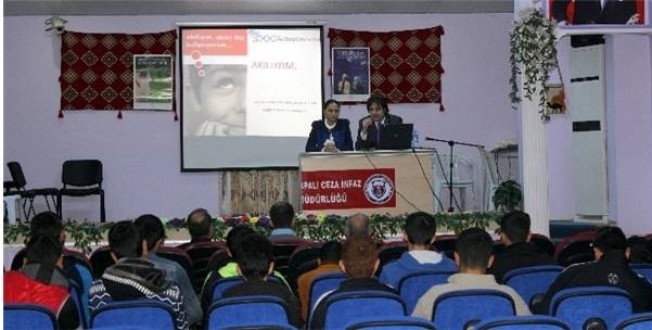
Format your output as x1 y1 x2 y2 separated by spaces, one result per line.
319 290 407 330
630 263 652 282
396 270 455 313
345 316 437 330
306 271 347 319
91 300 176 329
503 265 564 305
4 303 57 330
549 286 633 330
615 312 652 330
431 289 516 329
475 315 571 330
206 295 292 330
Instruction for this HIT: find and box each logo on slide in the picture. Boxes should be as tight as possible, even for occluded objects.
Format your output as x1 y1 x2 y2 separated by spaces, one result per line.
363 174 395 205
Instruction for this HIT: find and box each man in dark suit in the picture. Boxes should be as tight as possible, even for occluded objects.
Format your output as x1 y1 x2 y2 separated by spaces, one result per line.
551 0 640 25
355 94 403 150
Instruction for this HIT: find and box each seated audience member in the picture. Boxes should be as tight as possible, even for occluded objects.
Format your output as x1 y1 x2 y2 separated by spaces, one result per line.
222 233 302 328
134 214 203 325
533 226 652 314
305 99 354 152
11 212 93 325
269 202 301 238
310 236 397 329
4 235 80 330
201 225 291 308
412 228 530 319
89 221 188 330
297 241 343 320
627 236 652 264
489 211 556 282
379 212 456 288
344 213 372 238
177 208 214 249
355 94 403 151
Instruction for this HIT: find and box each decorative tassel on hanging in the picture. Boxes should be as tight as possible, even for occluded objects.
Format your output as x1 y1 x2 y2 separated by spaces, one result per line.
58 109 64 118
117 110 123 119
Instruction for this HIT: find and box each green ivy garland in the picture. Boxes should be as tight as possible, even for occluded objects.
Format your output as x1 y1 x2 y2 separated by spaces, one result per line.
509 7 559 117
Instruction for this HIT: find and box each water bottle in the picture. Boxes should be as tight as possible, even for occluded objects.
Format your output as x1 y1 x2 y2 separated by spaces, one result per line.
412 129 420 149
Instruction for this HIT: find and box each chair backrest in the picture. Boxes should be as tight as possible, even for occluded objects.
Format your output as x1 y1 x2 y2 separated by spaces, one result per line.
287 245 323 291
630 263 652 282
207 295 291 329
91 299 176 329
550 286 633 330
271 237 310 279
345 316 437 330
475 315 571 330
377 242 408 276
503 265 564 305
90 245 114 278
7 162 27 188
307 272 347 318
431 289 516 329
530 234 556 257
184 241 226 292
555 239 594 267
210 276 285 302
206 248 232 272
397 270 455 314
157 245 194 278
435 154 474 183
62 159 103 188
615 312 652 330
432 235 457 259
322 290 407 330
68 279 89 329
4 303 58 330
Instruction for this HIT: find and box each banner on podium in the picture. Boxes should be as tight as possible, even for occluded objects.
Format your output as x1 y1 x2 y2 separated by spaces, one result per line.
301 168 396 210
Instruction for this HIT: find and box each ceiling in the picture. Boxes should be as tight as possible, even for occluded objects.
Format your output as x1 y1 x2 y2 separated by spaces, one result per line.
4 0 514 16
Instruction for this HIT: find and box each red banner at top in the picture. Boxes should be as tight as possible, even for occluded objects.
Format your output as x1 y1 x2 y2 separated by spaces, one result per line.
301 168 396 210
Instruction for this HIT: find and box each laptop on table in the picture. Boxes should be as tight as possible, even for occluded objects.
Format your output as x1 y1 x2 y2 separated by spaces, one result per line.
378 123 413 150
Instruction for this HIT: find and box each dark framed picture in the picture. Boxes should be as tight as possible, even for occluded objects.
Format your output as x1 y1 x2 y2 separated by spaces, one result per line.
332 47 370 102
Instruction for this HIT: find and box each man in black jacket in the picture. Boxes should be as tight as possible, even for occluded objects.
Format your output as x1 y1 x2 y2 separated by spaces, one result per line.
533 226 652 314
355 94 403 150
490 211 556 282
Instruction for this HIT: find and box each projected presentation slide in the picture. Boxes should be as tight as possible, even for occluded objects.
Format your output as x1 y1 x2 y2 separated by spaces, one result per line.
179 26 324 170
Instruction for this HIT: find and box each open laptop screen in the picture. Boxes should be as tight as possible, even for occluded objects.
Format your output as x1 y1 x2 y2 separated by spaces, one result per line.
379 123 413 150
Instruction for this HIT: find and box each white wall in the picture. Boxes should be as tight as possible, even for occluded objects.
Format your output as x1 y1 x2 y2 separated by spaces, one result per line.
3 13 516 221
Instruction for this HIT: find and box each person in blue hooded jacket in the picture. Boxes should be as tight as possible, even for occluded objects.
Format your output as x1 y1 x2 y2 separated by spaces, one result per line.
379 212 457 288
305 99 353 152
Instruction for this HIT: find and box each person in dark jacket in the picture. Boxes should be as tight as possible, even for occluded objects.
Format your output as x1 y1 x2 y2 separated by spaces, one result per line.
222 233 302 328
305 99 353 152
532 226 652 314
4 235 80 330
355 94 403 151
490 211 556 282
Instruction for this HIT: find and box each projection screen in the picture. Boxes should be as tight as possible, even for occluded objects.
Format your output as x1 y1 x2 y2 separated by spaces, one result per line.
179 25 324 171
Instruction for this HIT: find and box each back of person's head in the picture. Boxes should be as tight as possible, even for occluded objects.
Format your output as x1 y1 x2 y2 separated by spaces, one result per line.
29 211 64 241
627 236 652 263
187 208 212 240
25 234 63 265
226 225 256 259
455 228 493 271
366 94 389 114
108 220 143 259
341 236 378 278
345 213 371 238
404 212 437 246
269 202 295 228
499 211 531 244
236 233 274 280
592 226 627 253
319 241 342 265
133 214 165 252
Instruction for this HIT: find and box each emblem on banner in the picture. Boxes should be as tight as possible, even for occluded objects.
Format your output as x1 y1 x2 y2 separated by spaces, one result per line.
363 174 395 204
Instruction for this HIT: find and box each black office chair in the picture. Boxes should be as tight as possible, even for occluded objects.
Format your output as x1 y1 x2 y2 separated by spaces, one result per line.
57 159 105 222
4 161 59 220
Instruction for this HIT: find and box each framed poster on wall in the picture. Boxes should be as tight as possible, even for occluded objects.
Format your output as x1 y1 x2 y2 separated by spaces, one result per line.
331 47 370 102
133 54 173 110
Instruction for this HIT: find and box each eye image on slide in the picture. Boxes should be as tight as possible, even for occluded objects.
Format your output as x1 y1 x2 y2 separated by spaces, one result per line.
184 64 247 136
